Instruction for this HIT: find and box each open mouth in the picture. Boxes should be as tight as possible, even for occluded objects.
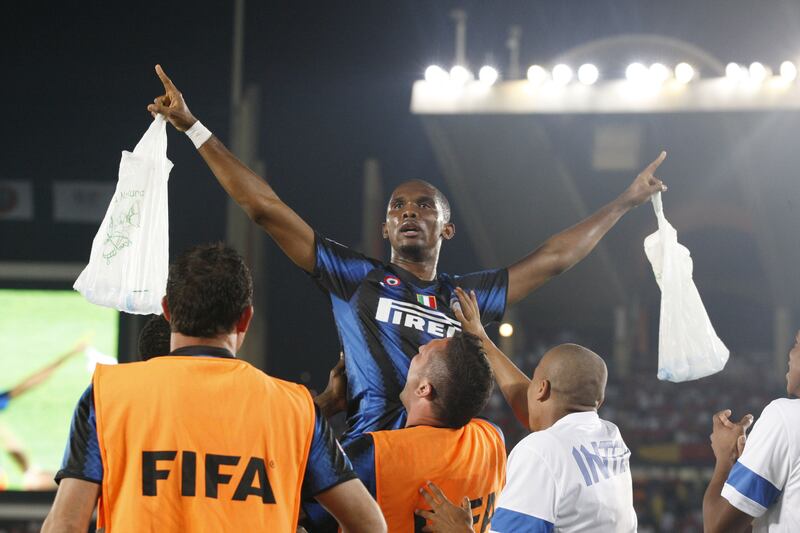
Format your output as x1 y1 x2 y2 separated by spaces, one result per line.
399 222 421 237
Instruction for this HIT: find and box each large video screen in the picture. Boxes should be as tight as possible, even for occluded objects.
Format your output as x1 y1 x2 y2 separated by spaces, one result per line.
0 289 118 491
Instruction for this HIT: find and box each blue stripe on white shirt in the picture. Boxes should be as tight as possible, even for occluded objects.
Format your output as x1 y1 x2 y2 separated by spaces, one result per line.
726 461 782 509
491 507 554 532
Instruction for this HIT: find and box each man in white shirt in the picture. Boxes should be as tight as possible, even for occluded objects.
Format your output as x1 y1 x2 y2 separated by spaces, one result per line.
415 288 636 532
703 329 800 532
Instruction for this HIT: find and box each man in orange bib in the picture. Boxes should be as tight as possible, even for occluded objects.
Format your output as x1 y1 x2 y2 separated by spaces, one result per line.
303 330 506 532
43 243 386 533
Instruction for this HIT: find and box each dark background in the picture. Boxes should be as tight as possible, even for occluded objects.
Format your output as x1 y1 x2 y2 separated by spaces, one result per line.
2 0 799 387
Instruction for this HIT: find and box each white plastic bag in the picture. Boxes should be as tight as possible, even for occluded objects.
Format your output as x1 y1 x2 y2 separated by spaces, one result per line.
643 192 729 382
74 115 172 314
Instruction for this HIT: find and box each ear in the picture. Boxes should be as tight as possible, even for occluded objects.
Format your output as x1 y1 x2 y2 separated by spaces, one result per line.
161 296 171 322
535 379 551 402
441 222 455 241
236 305 254 334
415 380 434 400
382 222 389 239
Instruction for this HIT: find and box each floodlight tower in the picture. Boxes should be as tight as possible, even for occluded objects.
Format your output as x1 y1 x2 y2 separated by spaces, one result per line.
506 26 522 80
450 9 468 69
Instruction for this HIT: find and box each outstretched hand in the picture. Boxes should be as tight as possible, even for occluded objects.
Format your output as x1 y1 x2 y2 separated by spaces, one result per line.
415 482 473 533
620 151 668 208
146 65 198 132
452 287 486 339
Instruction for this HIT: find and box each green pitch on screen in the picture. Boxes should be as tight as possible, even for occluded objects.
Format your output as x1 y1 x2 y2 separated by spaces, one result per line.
0 290 118 490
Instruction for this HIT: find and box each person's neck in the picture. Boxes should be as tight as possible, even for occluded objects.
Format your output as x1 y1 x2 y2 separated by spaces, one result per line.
538 404 596 431
170 333 238 356
404 404 447 429
389 252 440 281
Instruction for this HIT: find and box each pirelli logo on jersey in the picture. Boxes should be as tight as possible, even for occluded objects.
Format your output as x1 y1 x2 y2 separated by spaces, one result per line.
375 297 461 338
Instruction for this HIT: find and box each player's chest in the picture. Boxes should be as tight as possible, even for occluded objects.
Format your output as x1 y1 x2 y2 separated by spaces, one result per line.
357 271 461 339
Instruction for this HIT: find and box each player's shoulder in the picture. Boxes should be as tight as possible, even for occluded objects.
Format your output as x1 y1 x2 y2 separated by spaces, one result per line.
471 418 506 445
760 397 800 425
512 428 561 457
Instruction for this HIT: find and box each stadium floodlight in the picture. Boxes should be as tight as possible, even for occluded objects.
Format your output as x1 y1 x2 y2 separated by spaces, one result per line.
449 65 473 84
552 64 573 85
780 61 798 82
577 63 599 85
478 65 499 86
748 62 769 83
625 62 649 83
674 62 695 84
649 62 671 84
499 323 514 337
527 64 549 86
424 65 448 83
726 62 746 81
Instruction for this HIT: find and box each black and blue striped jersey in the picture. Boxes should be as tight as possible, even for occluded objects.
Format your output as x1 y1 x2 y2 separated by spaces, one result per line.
311 234 508 445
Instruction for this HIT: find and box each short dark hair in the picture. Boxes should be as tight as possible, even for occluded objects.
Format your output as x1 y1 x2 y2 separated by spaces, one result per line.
138 315 171 360
428 332 494 428
166 243 253 338
392 179 452 222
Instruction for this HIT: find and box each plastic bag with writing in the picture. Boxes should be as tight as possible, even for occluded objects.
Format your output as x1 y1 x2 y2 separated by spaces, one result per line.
74 115 172 314
643 192 729 382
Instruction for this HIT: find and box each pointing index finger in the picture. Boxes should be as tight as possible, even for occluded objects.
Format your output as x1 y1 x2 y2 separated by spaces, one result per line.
155 64 177 92
645 151 667 174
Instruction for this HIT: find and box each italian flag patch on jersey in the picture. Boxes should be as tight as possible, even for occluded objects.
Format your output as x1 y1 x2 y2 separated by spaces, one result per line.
416 294 437 309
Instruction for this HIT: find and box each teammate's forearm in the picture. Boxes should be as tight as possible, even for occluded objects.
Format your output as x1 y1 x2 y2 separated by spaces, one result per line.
507 197 629 304
195 136 316 272
479 334 530 427
703 461 738 533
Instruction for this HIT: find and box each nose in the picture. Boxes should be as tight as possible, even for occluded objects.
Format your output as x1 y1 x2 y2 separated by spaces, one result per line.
402 205 418 219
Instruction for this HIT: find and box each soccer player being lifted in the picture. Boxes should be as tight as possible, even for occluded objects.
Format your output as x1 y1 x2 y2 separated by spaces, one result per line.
148 65 667 445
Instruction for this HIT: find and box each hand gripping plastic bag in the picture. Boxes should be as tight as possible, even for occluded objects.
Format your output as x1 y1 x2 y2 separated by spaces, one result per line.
643 192 729 382
74 116 172 314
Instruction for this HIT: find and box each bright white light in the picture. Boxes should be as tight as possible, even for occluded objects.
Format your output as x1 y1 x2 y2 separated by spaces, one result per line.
527 65 549 85
625 62 649 83
726 62 746 81
478 65 499 86
449 65 473 84
552 64 573 85
649 63 671 83
748 62 769 83
577 63 599 85
424 65 448 83
499 323 514 337
780 61 797 82
674 62 695 84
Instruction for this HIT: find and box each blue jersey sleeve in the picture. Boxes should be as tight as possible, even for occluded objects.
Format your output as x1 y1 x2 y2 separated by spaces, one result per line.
0 391 10 411
301 405 358 499
301 433 376 532
312 233 381 300
451 268 508 324
55 385 103 484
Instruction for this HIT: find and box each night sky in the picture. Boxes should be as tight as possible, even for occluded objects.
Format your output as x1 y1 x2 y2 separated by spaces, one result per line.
3 0 800 387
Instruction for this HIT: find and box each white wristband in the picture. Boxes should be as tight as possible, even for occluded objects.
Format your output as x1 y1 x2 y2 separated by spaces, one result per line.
185 120 213 149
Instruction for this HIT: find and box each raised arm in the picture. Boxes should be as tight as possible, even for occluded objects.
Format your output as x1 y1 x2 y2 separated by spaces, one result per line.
453 287 530 427
9 340 85 400
147 65 316 272
506 152 668 305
